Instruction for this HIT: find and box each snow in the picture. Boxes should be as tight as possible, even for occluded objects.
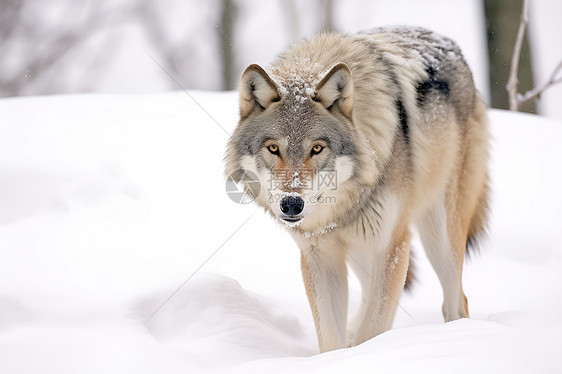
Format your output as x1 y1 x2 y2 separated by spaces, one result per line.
0 91 561 373
270 58 324 106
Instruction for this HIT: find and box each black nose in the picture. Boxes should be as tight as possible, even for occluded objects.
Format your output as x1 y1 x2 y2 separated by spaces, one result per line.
280 195 304 216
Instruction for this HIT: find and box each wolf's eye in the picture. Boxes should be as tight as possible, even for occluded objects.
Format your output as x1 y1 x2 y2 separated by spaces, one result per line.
267 144 280 155
311 144 324 156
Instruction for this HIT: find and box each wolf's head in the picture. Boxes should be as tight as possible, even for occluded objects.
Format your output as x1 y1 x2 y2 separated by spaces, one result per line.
225 62 375 233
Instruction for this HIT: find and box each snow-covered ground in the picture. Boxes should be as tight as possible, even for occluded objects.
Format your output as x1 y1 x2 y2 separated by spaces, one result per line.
0 91 561 373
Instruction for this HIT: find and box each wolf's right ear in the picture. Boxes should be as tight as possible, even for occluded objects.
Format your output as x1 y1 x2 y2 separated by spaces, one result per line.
239 64 281 119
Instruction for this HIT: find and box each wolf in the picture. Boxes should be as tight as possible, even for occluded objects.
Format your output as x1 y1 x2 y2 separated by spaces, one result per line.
225 26 490 353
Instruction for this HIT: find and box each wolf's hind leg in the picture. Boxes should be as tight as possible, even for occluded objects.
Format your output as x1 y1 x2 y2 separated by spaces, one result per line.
417 198 469 321
300 248 348 352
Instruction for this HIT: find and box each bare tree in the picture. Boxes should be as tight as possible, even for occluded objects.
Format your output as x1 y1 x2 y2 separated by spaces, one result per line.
218 0 238 90
506 0 562 111
0 1 135 97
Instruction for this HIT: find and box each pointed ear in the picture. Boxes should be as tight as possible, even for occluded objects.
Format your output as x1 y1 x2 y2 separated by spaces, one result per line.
314 63 354 118
239 64 281 119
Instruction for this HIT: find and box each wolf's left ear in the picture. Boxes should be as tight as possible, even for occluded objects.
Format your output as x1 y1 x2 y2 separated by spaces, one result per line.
239 64 281 119
314 63 354 118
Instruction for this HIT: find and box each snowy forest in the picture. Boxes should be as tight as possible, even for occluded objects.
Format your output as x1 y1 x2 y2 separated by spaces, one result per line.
1 0 561 118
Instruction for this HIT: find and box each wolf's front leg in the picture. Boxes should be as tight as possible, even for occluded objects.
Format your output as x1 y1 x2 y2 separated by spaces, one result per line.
300 248 348 353
351 229 411 346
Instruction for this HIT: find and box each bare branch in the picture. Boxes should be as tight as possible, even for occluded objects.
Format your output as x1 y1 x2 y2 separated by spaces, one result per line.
517 61 562 106
506 0 562 111
506 0 528 111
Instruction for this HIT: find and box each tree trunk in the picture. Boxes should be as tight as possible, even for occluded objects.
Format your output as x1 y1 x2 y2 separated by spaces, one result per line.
321 0 334 32
219 0 237 91
483 0 536 113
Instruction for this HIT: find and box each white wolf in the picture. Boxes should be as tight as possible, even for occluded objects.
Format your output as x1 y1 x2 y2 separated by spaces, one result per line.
225 26 490 353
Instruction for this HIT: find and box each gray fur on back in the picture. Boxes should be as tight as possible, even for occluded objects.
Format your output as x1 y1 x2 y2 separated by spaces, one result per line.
358 26 476 120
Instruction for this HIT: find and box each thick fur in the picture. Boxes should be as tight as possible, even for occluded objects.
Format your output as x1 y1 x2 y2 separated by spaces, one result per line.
225 26 490 353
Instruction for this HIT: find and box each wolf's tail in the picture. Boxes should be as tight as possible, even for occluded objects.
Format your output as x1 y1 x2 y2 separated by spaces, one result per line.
466 178 490 257
403 252 415 292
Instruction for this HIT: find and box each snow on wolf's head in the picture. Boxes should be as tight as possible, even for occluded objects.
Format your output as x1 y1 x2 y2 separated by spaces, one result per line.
226 62 370 234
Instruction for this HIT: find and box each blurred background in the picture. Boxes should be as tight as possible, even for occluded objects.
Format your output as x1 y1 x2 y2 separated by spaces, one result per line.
1 0 561 119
